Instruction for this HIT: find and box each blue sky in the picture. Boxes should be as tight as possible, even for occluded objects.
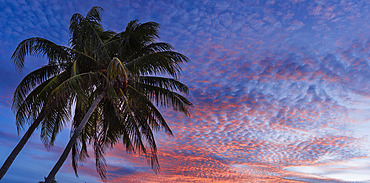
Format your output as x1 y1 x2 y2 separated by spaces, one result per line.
0 0 369 182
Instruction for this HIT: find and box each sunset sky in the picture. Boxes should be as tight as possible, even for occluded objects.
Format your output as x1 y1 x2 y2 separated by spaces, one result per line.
0 0 369 182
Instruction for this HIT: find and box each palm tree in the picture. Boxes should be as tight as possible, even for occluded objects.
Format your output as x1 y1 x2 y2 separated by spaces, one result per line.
44 8 191 182
1 6 191 182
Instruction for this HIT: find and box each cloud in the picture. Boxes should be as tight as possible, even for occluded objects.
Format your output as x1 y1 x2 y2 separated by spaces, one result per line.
286 157 370 182
0 0 369 182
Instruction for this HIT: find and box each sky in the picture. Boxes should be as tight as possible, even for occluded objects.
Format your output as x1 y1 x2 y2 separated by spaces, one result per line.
0 0 369 182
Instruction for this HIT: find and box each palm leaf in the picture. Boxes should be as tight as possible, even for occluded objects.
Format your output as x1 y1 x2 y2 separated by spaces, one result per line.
11 37 71 70
139 76 189 94
14 71 70 131
13 64 63 109
86 6 103 23
127 85 172 134
126 51 189 78
133 82 192 115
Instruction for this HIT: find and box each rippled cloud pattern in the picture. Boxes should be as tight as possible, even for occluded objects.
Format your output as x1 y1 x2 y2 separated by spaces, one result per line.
0 0 369 182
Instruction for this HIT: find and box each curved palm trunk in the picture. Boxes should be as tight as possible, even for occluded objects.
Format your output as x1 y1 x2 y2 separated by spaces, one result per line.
0 113 44 180
45 94 104 183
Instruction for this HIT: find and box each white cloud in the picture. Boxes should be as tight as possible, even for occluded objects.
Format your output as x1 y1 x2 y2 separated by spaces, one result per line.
286 157 370 182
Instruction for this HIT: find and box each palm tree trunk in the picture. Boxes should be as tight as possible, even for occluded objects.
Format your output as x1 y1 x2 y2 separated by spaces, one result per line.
45 94 104 183
0 113 45 180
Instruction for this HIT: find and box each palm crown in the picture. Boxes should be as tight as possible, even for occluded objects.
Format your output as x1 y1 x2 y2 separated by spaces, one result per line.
10 6 191 180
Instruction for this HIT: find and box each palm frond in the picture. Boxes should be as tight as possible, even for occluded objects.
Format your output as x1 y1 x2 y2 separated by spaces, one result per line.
86 6 103 23
69 11 110 62
40 98 72 147
139 76 189 94
45 73 95 110
39 72 100 146
120 91 146 154
132 82 192 115
11 37 71 70
126 51 189 78
124 21 160 45
123 89 161 172
14 71 70 131
111 20 160 60
71 143 80 177
94 134 107 180
134 21 160 43
71 96 98 176
127 85 172 134
69 13 84 35
13 64 62 110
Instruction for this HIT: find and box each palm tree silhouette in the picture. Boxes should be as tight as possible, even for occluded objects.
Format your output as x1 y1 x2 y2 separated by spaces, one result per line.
0 7 191 182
